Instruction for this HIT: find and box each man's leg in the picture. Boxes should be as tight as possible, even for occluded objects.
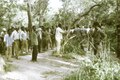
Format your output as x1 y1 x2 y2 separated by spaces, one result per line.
32 46 34 61
56 40 61 54
38 39 40 53
8 47 12 61
32 45 38 61
34 45 38 61
14 41 19 59
40 39 42 52
12 42 14 57
5 47 8 60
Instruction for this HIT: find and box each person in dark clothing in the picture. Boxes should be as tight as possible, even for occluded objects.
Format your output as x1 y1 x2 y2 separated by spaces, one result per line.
51 26 56 48
42 26 47 51
0 36 5 55
92 22 105 55
30 26 38 62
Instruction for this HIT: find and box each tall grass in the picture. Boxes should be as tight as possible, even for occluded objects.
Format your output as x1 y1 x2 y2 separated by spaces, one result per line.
63 39 120 80
64 54 120 80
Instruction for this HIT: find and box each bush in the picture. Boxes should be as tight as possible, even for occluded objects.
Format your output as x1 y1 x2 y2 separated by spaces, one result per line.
63 52 120 80
61 35 86 55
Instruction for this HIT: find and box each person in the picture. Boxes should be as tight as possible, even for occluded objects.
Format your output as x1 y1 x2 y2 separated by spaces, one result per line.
1 28 7 37
46 27 52 50
92 21 105 55
0 28 7 55
51 26 56 48
42 26 47 51
36 27 42 53
4 29 14 61
55 23 65 54
0 36 5 55
30 26 38 62
11 27 20 59
20 27 28 54
25 27 31 52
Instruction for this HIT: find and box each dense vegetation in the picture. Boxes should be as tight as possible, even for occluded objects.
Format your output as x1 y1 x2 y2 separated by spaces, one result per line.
0 0 120 80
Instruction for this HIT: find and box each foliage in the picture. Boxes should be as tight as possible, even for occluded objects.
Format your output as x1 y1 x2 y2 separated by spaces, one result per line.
32 0 49 26
63 52 120 80
61 31 87 56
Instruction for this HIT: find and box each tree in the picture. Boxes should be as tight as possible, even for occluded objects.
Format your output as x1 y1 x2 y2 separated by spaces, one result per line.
33 0 49 26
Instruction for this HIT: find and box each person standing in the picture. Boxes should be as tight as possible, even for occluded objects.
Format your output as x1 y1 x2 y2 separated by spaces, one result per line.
20 27 29 54
4 29 14 61
30 26 38 62
92 22 105 55
55 23 65 54
11 27 20 59
36 27 42 53
42 26 47 51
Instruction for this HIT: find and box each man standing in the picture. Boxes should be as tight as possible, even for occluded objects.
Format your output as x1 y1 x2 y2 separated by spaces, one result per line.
92 22 105 55
0 28 7 55
11 27 20 59
30 26 38 62
55 23 65 54
20 27 28 54
36 27 42 53
4 29 14 61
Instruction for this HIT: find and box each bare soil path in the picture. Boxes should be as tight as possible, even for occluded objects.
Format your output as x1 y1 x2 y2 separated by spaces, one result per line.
0 50 79 80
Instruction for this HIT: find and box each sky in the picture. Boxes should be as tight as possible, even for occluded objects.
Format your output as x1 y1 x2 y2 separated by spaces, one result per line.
17 0 62 13
48 0 63 13
13 0 63 26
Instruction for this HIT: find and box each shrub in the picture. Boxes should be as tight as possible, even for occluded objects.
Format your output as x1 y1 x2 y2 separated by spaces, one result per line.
63 51 120 80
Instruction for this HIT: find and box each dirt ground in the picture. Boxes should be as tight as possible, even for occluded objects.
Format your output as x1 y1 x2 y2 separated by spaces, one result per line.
0 50 80 80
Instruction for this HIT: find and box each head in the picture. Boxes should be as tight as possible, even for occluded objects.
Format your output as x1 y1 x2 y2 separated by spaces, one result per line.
93 21 101 29
76 24 79 28
58 23 62 28
7 29 11 35
21 26 25 31
16 28 19 31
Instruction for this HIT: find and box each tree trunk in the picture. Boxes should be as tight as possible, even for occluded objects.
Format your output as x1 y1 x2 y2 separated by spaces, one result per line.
39 15 43 27
116 0 120 59
27 2 32 31
27 2 32 50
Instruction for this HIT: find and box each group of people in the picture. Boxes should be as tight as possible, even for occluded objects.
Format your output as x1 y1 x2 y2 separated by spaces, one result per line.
0 21 105 62
0 23 66 62
0 26 29 61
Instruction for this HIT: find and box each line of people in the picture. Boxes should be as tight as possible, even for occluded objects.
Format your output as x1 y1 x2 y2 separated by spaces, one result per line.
0 24 64 62
0 22 105 62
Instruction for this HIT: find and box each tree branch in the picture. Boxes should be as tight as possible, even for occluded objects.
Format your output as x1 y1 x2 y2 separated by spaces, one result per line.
72 4 101 26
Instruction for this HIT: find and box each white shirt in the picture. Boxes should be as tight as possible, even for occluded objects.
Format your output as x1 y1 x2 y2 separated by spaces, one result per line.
37 28 42 39
11 30 20 41
55 27 64 41
4 34 14 47
19 30 28 40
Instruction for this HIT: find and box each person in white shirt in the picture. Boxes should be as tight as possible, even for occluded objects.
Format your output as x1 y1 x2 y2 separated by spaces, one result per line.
11 27 20 59
55 24 65 54
4 29 14 61
20 27 28 54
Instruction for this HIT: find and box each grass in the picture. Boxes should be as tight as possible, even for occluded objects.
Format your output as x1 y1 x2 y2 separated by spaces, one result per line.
63 51 120 80
42 71 61 78
63 38 120 80
4 63 17 72
52 50 75 59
